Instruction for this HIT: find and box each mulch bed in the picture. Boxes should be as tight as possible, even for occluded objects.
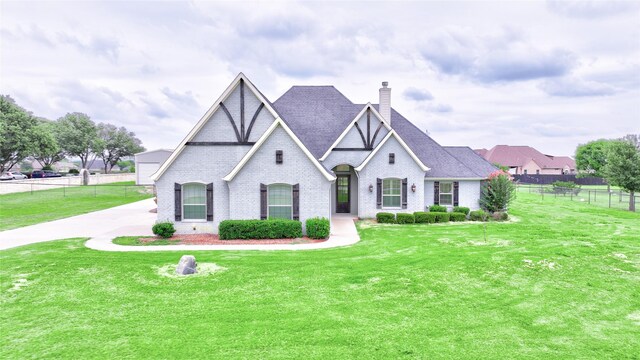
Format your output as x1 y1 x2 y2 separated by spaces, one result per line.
138 234 327 245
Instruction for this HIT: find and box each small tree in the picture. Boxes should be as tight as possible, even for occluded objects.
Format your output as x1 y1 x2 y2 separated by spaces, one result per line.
603 140 640 212
56 113 100 169
480 170 516 213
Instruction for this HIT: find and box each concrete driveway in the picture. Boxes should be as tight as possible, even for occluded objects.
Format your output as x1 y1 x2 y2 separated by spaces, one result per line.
0 199 156 250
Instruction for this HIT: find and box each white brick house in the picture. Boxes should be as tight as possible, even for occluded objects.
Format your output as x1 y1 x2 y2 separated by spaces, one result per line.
152 73 496 234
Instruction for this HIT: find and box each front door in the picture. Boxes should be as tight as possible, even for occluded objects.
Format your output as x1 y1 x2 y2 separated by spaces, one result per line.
336 174 350 213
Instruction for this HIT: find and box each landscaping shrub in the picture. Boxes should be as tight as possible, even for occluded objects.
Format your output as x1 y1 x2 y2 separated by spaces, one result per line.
453 206 470 215
152 221 176 238
480 170 516 212
470 210 488 221
219 219 302 240
429 205 447 213
433 212 450 223
396 213 415 224
552 181 581 195
414 211 429 223
68 168 79 175
306 217 330 239
450 213 467 222
492 211 509 221
376 212 396 224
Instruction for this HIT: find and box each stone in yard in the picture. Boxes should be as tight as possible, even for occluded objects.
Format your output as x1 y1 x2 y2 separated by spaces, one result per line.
176 255 197 275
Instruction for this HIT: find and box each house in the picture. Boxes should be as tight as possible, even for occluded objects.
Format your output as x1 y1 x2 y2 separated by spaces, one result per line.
151 73 496 234
475 145 576 175
135 149 173 185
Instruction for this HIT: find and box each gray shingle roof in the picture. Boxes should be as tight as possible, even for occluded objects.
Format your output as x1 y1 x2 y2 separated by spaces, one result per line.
443 146 498 178
272 86 494 179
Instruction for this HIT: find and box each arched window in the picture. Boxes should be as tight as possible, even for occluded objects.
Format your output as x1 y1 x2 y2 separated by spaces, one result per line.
268 184 293 219
182 183 206 220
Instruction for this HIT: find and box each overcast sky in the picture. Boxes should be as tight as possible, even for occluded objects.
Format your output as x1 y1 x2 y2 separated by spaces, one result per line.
2 0 639 156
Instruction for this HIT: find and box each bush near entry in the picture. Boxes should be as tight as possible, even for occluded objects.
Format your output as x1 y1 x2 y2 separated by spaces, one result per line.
306 217 330 239
219 219 302 240
376 212 396 224
396 213 415 224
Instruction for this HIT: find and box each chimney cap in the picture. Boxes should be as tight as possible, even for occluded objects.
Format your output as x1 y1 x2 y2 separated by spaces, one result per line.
381 81 389 87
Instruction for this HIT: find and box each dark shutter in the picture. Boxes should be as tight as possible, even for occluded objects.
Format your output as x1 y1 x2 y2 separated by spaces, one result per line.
433 181 440 205
402 178 408 209
376 178 382 209
206 183 213 221
174 183 182 221
260 183 267 220
453 181 459 206
276 150 283 164
292 184 300 220
389 153 395 164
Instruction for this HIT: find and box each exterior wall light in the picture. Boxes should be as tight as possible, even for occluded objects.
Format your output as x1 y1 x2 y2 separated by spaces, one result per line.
411 183 416 192
369 184 373 192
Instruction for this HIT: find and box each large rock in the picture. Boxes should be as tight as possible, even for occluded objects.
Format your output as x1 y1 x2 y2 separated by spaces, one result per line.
176 255 197 275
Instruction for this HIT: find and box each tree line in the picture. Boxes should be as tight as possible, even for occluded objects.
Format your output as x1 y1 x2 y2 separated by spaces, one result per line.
0 95 145 174
575 134 640 211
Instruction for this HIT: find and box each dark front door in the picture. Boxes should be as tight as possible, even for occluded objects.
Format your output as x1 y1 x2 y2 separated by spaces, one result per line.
336 174 350 213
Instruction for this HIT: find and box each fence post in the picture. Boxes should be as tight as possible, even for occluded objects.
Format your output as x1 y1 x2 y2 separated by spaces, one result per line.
94 185 97 197
63 184 66 198
31 183 33 195
125 186 127 198
588 190 591 204
541 184 544 199
570 190 573 201
609 192 612 208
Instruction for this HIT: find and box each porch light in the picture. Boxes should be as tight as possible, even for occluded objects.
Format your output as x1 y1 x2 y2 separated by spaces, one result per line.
369 184 373 192
411 183 416 192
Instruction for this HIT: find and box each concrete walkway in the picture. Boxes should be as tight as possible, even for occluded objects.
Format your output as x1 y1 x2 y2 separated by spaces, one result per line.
1 198 360 251
0 199 156 250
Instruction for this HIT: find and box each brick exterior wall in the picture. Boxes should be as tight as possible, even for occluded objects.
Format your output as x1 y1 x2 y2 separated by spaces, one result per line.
424 180 481 211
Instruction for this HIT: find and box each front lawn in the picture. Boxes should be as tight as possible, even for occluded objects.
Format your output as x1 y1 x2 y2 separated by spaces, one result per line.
1 193 639 358
0 182 153 231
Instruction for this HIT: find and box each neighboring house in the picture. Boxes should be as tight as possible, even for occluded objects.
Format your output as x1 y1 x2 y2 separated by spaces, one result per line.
87 159 121 173
152 73 496 234
475 145 576 175
135 149 173 185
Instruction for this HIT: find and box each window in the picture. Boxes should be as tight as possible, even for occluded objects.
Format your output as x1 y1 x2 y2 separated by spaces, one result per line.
268 184 292 219
382 178 401 208
276 150 283 164
524 169 528 174
182 183 206 220
439 182 453 206
536 169 540 174
389 153 395 164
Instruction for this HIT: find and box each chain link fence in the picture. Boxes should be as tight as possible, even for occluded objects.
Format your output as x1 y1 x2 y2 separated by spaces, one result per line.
0 182 154 200
516 183 638 212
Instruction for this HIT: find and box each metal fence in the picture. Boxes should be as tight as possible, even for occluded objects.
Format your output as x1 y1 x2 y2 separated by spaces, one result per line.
512 174 607 185
516 184 638 212
0 182 154 199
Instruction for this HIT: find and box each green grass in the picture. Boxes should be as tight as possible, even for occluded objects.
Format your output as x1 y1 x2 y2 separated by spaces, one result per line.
0 182 153 231
1 193 639 358
112 236 180 246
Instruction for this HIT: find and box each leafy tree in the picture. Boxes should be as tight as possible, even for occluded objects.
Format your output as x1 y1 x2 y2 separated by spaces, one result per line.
480 170 516 212
0 95 39 173
56 113 99 169
32 119 65 169
575 139 611 177
620 134 639 151
97 123 145 173
117 160 135 173
603 140 640 212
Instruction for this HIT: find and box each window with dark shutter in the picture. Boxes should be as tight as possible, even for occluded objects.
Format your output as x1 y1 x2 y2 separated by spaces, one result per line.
389 153 395 164
402 178 408 209
292 184 299 220
206 183 213 221
453 181 459 206
376 178 382 209
174 183 182 221
276 150 283 164
260 184 267 219
433 181 440 205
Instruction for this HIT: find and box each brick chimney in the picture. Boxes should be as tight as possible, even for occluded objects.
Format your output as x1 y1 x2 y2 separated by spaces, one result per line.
379 81 391 125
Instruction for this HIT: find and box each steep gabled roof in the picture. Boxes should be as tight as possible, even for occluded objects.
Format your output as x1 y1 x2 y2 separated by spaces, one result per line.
151 73 281 181
354 130 429 172
273 86 361 159
223 118 335 182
